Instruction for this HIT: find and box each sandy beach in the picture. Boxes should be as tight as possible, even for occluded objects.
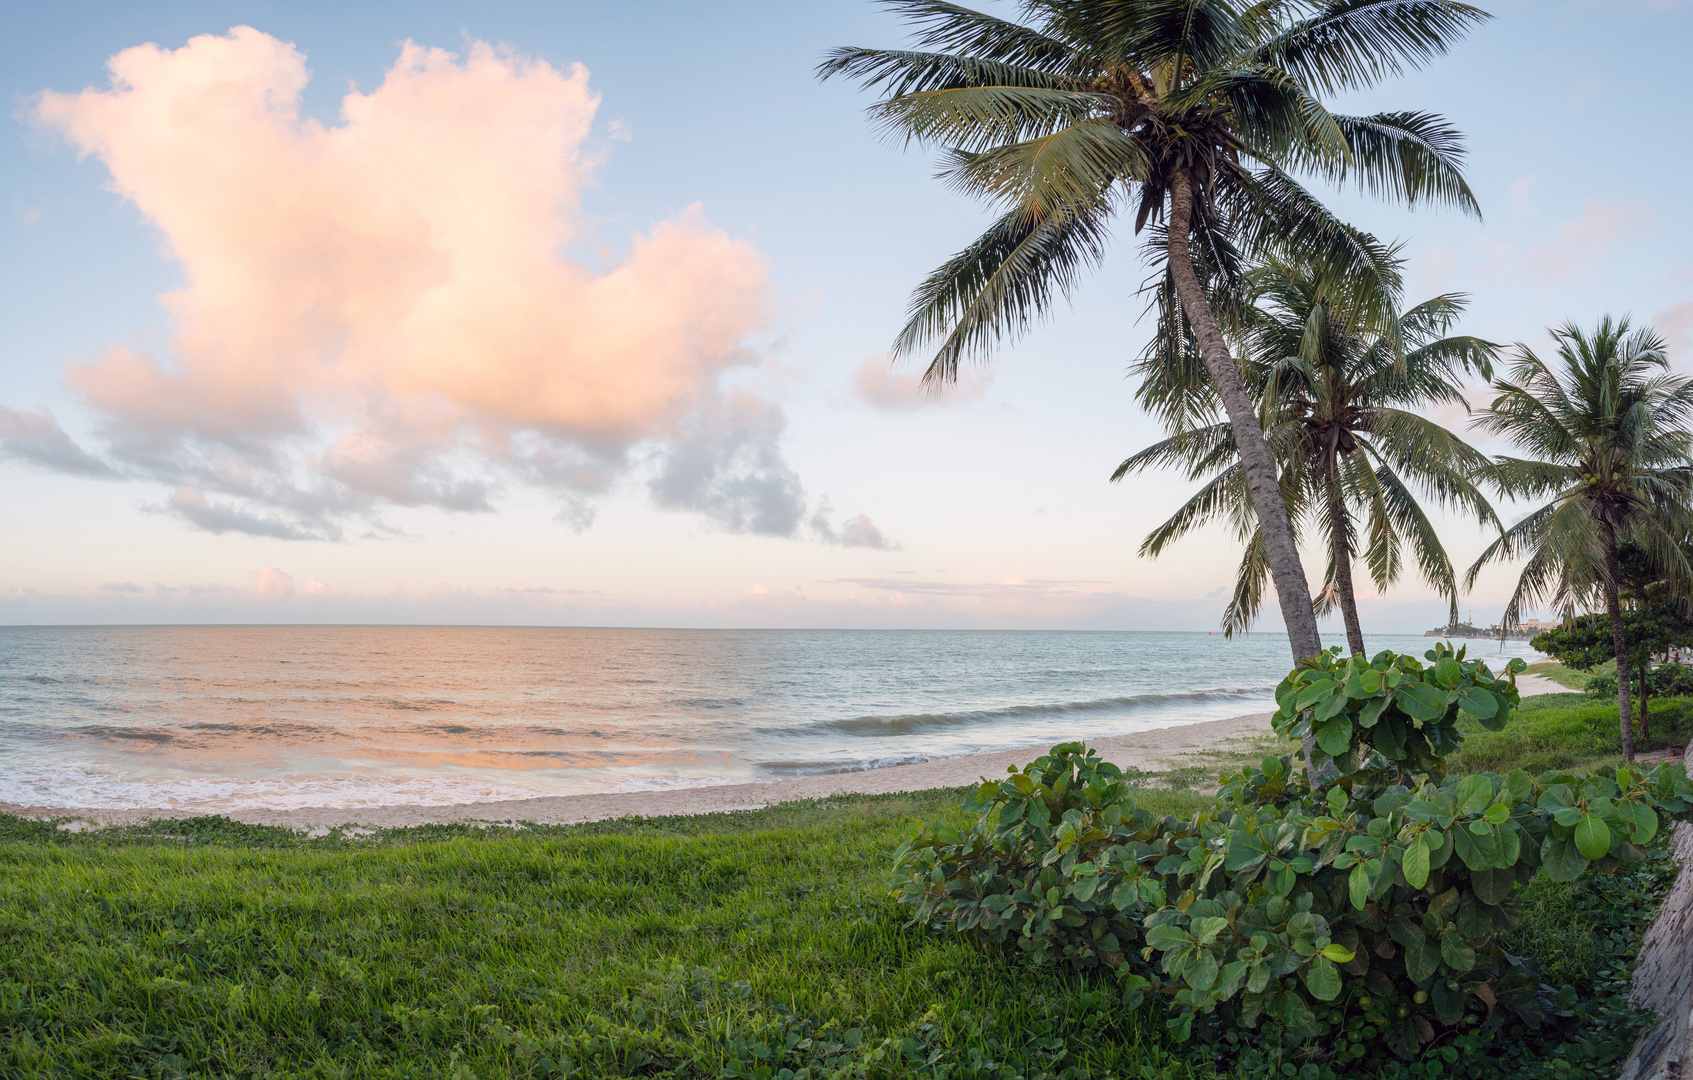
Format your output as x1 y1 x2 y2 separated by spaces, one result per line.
0 673 1566 831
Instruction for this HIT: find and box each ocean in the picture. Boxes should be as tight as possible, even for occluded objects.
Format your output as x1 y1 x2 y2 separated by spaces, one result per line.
0 626 1544 813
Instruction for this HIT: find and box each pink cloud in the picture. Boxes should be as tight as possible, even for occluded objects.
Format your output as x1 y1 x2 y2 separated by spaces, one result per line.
1521 201 1652 282
851 354 992 411
1654 300 1693 363
249 565 295 601
22 28 839 539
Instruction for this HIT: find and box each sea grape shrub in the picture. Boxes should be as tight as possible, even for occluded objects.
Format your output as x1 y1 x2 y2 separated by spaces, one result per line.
892 644 1693 1076
891 742 1191 994
1272 644 1523 781
1586 664 1693 701
1147 754 1693 1067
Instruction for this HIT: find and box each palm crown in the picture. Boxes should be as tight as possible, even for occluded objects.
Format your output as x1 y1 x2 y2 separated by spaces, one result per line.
1118 253 1500 645
822 0 1488 665
1466 316 1693 759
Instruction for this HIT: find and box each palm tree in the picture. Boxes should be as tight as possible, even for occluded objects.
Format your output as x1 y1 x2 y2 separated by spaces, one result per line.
1466 317 1693 760
820 0 1486 664
1117 251 1500 654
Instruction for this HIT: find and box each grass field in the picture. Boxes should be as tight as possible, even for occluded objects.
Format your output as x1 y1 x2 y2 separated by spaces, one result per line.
1450 691 1693 775
0 791 1216 1080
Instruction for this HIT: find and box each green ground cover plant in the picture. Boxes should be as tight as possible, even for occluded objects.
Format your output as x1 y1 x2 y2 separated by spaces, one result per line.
0 791 1216 1080
895 645 1693 1080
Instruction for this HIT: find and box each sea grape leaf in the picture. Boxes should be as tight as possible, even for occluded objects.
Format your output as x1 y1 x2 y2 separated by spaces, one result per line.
1327 786 1348 818
1433 656 1461 688
1359 695 1390 728
1622 801 1659 844
1501 770 1533 807
1395 683 1445 722
1537 784 1574 812
1317 686 1352 721
1280 992 1313 1031
1455 893 1493 938
1404 937 1440 983
1574 814 1611 860
1316 717 1353 755
1540 835 1589 882
1349 863 1370 910
1432 978 1466 1024
1187 949 1220 991
1455 685 1496 718
1403 836 1431 889
1374 715 1408 760
1145 924 1191 951
1295 679 1337 710
1455 775 1492 816
1305 955 1342 1001
1439 926 1476 972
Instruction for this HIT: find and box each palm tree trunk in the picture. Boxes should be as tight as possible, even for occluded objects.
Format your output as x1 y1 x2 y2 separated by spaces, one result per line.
1166 170 1320 669
1326 470 1366 656
1601 522 1637 760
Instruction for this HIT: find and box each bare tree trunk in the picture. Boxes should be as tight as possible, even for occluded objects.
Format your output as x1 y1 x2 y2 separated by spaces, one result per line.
1327 471 1366 656
1602 522 1638 761
1638 665 1652 747
1165 170 1320 766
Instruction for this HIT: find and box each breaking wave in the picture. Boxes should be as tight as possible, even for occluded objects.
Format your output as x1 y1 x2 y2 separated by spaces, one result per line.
801 687 1275 737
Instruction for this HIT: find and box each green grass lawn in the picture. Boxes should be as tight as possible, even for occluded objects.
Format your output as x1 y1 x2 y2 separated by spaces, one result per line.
0 791 1215 1080
1450 692 1693 775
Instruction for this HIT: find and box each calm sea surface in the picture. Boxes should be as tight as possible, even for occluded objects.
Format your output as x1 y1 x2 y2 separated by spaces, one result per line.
0 627 1543 812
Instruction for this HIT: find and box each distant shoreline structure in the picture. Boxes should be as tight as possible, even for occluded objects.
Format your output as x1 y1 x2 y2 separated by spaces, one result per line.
1423 619 1556 641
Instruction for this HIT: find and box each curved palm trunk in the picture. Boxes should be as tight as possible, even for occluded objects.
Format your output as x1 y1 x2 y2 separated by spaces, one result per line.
1601 521 1637 760
1166 172 1321 661
1326 471 1366 656
1166 170 1321 763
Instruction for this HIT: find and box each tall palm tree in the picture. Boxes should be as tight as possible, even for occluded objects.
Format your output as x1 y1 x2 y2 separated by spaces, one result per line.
1117 252 1499 653
1467 317 1693 760
820 0 1487 664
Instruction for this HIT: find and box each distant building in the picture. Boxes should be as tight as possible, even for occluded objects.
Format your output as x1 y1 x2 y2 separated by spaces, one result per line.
1424 619 1544 640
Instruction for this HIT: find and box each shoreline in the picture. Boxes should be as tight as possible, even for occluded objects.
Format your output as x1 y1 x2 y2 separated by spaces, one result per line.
1 674 1568 831
3 710 1277 831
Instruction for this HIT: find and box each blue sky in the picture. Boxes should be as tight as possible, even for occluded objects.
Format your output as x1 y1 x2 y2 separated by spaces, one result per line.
1 0 1690 630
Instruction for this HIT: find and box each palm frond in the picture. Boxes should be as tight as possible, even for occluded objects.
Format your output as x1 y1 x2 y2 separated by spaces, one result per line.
1221 526 1274 637
1299 111 1480 216
1137 465 1253 557
816 47 1069 96
894 195 1114 382
1255 0 1492 96
939 118 1150 215
867 85 1111 149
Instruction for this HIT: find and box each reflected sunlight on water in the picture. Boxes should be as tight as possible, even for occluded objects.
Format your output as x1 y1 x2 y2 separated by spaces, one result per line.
0 627 1542 811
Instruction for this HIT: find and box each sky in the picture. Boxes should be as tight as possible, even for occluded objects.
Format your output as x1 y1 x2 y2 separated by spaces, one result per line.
1 0 1690 631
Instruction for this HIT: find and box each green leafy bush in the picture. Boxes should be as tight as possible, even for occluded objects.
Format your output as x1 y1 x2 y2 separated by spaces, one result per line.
893 644 1693 1077
1586 664 1693 701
